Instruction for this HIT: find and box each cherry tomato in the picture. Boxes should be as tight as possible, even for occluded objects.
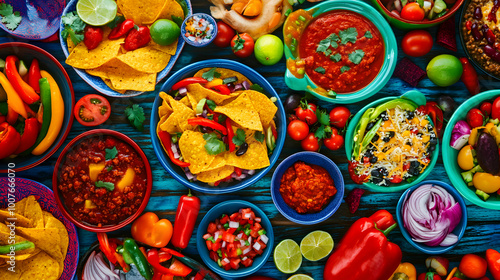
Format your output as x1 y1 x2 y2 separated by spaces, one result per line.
74 94 111 126
214 21 235 48
287 119 309 141
480 101 492 117
295 103 317 125
231 33 254 58
390 175 403 184
324 133 344 151
401 2 425 21
401 30 433 57
492 96 500 120
301 133 320 151
466 108 484 128
329 106 351 128
417 273 441 280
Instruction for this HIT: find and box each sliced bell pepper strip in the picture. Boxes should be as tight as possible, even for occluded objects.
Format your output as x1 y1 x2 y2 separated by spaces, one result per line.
234 167 242 176
23 103 36 118
226 118 235 152
0 116 5 123
97 233 118 264
28 58 42 93
158 251 172 263
22 78 51 156
123 238 153 280
0 122 20 159
6 105 18 125
459 57 480 95
188 117 228 135
14 118 40 154
212 84 231 95
171 191 200 249
109 19 135 39
0 71 27 118
169 259 192 276
171 77 208 91
147 249 191 276
5 56 39 104
159 248 184 258
157 130 190 167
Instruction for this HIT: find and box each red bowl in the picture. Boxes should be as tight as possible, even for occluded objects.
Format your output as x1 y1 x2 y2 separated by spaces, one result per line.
52 129 152 232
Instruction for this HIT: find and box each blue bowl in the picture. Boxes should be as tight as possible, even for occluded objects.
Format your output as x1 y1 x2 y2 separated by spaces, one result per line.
59 0 192 97
150 59 286 194
396 180 468 254
196 200 274 278
270 152 344 225
181 13 217 47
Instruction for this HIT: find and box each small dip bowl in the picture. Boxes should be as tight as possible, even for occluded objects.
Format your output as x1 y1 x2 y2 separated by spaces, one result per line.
181 13 218 47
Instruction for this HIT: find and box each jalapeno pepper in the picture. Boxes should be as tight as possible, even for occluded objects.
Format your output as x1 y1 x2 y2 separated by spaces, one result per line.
14 118 40 154
123 238 153 280
360 118 382 151
188 117 228 135
172 77 208 91
0 241 34 254
5 55 39 104
28 58 41 93
171 191 201 249
109 19 135 39
0 122 20 159
157 130 191 167
459 57 480 96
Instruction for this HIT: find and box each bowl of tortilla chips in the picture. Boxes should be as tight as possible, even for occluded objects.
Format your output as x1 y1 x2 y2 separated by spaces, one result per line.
59 0 192 97
0 177 79 280
150 59 286 194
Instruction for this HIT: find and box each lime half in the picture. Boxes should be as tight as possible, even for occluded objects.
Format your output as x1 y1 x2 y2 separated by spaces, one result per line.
77 0 117 26
274 239 302 274
300 230 334 261
288 274 314 280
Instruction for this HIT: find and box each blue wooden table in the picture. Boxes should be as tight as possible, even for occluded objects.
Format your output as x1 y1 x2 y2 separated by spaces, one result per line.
3 0 500 279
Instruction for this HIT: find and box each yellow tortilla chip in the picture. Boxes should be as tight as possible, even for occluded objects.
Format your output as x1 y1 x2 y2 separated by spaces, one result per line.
179 96 192 108
159 114 180 134
179 130 216 174
186 83 239 105
0 210 32 228
19 251 59 280
15 228 62 268
160 95 195 133
86 67 109 79
103 79 127 94
158 95 174 118
66 36 75 54
225 138 270 169
92 59 156 92
43 212 68 257
23 196 43 228
0 264 21 279
246 90 278 127
118 0 166 25
214 93 263 131
154 0 185 23
148 39 178 56
194 68 252 85
197 165 234 183
202 153 227 172
117 47 171 73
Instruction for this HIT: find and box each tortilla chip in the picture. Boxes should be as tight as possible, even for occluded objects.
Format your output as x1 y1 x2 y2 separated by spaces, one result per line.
0 264 21 279
197 165 234 183
214 93 263 131
22 196 43 228
225 138 270 169
0 210 32 228
158 96 174 118
117 47 171 73
246 90 278 127
194 68 252 85
179 96 192 108
186 83 239 105
15 228 62 269
92 59 156 91
179 130 216 174
202 153 227 172
43 212 68 257
14 198 28 216
66 36 75 54
19 251 59 280
86 68 109 79
118 0 166 25
103 79 127 94
160 95 195 133
148 39 178 56
154 0 185 23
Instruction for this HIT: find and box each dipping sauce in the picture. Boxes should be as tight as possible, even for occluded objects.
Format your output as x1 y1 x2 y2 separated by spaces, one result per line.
57 135 147 226
280 161 337 214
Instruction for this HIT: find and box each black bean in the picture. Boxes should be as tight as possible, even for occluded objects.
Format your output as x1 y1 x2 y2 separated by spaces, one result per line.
371 169 380 178
388 131 395 138
372 134 379 142
236 143 248 156
366 121 375 131
406 111 414 119
379 167 389 177
370 156 378 163
383 137 391 142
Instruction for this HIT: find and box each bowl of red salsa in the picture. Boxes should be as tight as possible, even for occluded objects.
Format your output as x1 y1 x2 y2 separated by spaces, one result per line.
270 152 345 225
283 0 397 104
53 129 152 232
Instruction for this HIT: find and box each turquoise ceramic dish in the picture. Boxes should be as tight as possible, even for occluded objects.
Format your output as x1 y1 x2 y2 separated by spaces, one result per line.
283 0 397 104
442 90 500 209
345 90 439 192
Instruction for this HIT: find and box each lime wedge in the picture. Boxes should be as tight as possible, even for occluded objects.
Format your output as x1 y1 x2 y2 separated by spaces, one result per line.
274 239 302 274
77 0 117 26
287 274 315 280
300 230 334 261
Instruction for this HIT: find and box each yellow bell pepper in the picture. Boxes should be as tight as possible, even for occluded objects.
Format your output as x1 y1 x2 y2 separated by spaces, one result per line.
32 71 64 155
0 71 27 118
473 172 500 193
469 126 486 146
204 78 223 89
388 263 417 280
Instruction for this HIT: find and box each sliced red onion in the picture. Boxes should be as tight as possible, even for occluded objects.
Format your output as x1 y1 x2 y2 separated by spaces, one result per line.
185 169 196 180
234 83 243 91
247 169 256 175
242 81 251 90
240 239 246 246
237 232 243 239
171 143 180 159
222 241 226 248
178 87 188 96
394 0 402 12
255 217 261 222
214 231 220 240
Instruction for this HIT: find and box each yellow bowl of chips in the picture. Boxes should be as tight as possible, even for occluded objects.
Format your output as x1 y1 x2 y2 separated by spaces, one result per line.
59 0 192 97
150 59 286 194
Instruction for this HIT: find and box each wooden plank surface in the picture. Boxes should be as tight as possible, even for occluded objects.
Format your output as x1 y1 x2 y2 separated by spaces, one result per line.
2 0 500 279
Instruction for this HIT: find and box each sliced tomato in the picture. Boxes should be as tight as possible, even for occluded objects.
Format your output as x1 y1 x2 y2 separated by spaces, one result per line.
74 94 111 126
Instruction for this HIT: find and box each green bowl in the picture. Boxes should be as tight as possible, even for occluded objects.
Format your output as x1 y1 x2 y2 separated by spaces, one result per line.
283 0 397 104
442 90 500 209
345 90 439 192
370 0 465 30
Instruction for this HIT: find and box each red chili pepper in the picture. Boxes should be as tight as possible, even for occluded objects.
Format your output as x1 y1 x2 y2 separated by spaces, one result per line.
212 84 231 95
109 19 135 39
226 118 235 152
348 160 368 184
459 57 480 95
271 125 278 140
171 191 201 249
160 248 184 258
426 101 444 138
28 58 41 93
0 122 20 159
83 25 104 50
5 56 39 104
157 130 191 167
6 105 18 125
147 249 192 276
124 26 151 51
214 174 232 186
14 118 40 154
188 117 228 135
172 77 208 91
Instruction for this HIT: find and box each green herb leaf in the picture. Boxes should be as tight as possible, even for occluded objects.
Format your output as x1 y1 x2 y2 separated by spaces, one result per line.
315 125 327 139
232 128 246 146
232 33 246 52
254 131 265 142
348 49 365 65
324 49 332 56
107 15 124 28
95 181 115 191
125 104 146 131
0 3 13 16
201 67 221 82
314 67 326 74
106 166 113 172
203 133 226 155
339 27 358 45
61 12 86 45
105 146 118 160
249 84 264 93
341 66 350 73
171 15 183 27
330 53 342 62
316 109 330 126
364 31 373 39
416 0 424 8
206 99 217 111
327 90 337 98
0 3 21 31
316 38 331 53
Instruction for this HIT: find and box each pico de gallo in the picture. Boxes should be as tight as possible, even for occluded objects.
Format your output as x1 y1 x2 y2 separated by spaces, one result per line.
203 208 269 271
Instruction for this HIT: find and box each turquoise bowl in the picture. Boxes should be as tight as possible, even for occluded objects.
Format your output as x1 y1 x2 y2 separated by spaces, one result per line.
442 90 500 209
345 90 439 192
283 0 397 104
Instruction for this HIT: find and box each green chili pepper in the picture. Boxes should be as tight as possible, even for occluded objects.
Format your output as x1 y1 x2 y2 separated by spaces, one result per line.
352 108 374 160
123 238 153 280
0 241 35 254
370 99 417 120
360 119 383 153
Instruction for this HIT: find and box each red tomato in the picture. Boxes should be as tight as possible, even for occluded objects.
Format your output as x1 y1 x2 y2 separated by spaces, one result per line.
401 30 433 57
324 133 344 151
492 96 500 120
301 133 320 151
390 175 403 183
231 33 254 58
295 103 317 125
329 106 351 128
214 21 235 48
466 108 484 128
480 101 492 117
401 2 425 21
287 119 309 141
74 94 111 126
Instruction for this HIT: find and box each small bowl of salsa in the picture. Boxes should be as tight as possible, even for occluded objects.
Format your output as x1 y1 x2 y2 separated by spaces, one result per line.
270 151 344 225
181 13 217 47
53 129 152 232
283 0 397 104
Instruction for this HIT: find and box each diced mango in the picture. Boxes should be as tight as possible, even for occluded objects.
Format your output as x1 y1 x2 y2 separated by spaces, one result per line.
85 200 97 209
89 162 106 182
117 168 135 192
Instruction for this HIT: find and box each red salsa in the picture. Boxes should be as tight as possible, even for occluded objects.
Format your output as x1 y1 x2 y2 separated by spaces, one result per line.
299 10 384 93
280 161 337 214
57 136 147 226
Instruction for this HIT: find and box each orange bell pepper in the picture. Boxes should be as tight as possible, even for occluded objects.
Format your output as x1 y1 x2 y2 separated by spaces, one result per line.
389 263 417 280
131 212 173 248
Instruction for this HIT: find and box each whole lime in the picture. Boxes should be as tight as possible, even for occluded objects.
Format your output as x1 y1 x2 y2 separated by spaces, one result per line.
150 19 180 46
426 54 463 87
254 35 284 66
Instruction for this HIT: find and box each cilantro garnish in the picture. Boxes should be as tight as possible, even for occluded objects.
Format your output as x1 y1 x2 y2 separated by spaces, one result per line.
254 131 265 142
203 133 226 155
364 31 373 39
105 146 118 160
316 109 330 126
314 125 327 139
61 12 86 45
202 67 221 82
330 53 341 62
125 104 146 131
95 181 115 191
172 15 183 27
106 166 113 172
316 33 339 55
249 84 264 93
348 49 365 65
107 15 124 29
206 99 217 111
339 27 358 45
324 49 332 56
341 66 350 73
0 3 21 31
232 33 246 52
316 38 331 53
232 128 246 146
314 67 326 74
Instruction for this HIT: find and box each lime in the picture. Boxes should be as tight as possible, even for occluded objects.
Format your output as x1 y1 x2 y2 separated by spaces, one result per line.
150 19 181 46
300 230 334 261
287 274 315 280
274 239 302 274
254 34 284 66
426 54 463 87
76 0 117 26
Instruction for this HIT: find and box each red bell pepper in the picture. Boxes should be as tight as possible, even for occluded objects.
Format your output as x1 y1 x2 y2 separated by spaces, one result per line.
23 103 36 118
234 167 242 176
124 26 151 51
28 58 41 93
418 102 444 138
188 117 228 135
0 116 5 123
5 56 39 104
459 57 480 95
323 210 402 280
157 130 191 167
97 233 130 272
14 118 40 154
0 122 20 159
147 249 192 277
109 19 135 39
212 84 231 95
171 191 201 249
487 249 500 280
226 118 235 152
6 105 18 125
83 26 104 50
172 77 208 91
